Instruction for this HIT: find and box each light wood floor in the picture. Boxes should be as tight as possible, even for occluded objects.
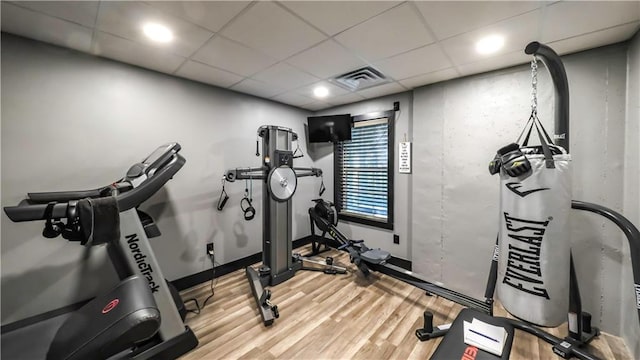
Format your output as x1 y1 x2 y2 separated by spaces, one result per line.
179 247 632 359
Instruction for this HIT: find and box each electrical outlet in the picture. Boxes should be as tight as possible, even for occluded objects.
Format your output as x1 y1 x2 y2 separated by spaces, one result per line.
206 242 214 256
393 234 400 244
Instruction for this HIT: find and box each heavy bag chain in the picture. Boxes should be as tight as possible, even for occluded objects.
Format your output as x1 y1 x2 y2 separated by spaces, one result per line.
531 55 538 115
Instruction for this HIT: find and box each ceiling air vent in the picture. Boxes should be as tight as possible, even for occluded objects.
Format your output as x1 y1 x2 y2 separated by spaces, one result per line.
331 66 390 91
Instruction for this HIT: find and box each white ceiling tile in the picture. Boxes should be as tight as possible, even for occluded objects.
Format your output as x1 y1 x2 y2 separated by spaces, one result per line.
415 1 541 40
548 22 640 56
192 36 277 77
1 3 93 53
96 1 213 58
440 10 541 66
357 82 406 99
301 100 332 111
8 1 99 27
456 50 530 77
93 32 186 74
286 40 367 79
374 43 453 80
271 92 315 107
293 81 350 100
328 92 367 106
147 1 250 32
281 1 401 36
176 60 244 88
221 1 326 60
252 63 319 91
398 68 460 89
542 1 640 43
335 3 434 62
230 78 286 98
4 0 639 107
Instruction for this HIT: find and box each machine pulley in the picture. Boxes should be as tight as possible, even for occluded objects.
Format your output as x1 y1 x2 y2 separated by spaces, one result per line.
268 166 297 202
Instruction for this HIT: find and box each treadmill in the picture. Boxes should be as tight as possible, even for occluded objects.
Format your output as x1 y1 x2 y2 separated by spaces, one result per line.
2 143 198 359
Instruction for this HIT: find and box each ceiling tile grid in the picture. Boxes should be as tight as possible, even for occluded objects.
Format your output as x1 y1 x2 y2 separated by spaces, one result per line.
2 2 94 53
270 92 316 107
546 21 640 56
541 1 640 43
93 32 186 74
415 1 542 41
285 39 367 79
8 0 99 28
293 81 351 101
192 36 278 77
398 68 461 89
326 92 368 106
220 1 326 61
334 2 435 62
357 82 408 99
146 1 251 33
374 43 453 81
96 1 213 58
439 10 542 67
175 60 244 89
230 77 286 99
251 62 320 91
279 1 402 36
1 1 639 112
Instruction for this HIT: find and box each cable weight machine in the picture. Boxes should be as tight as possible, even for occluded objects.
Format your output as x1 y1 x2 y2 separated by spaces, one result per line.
224 125 344 326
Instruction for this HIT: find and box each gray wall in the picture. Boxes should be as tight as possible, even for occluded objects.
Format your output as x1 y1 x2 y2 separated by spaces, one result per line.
313 92 413 260
622 32 640 358
0 34 317 324
411 42 635 342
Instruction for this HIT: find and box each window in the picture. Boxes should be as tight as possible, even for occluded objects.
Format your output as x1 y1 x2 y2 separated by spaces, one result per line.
334 110 394 230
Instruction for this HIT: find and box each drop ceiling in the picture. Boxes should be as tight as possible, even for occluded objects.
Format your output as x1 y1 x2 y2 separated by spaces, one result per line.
2 1 639 111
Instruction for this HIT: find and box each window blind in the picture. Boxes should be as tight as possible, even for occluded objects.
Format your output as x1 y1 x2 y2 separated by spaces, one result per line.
337 118 389 220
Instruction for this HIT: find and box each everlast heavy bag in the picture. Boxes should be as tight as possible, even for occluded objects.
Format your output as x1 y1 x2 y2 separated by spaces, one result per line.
495 116 571 327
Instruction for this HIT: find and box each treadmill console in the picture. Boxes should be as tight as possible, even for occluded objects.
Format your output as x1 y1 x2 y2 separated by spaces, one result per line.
126 143 181 181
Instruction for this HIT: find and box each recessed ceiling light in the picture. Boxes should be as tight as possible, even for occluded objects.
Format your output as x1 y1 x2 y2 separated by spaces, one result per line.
476 34 504 55
143 23 173 43
313 86 329 98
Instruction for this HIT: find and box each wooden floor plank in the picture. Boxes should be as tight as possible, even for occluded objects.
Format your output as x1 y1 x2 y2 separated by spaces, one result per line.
180 246 633 360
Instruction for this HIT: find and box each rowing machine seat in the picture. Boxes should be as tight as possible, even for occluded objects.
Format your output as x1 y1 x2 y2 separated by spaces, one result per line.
360 249 391 264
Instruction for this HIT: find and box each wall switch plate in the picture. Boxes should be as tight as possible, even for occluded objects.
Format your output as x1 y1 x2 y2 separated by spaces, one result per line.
393 234 399 244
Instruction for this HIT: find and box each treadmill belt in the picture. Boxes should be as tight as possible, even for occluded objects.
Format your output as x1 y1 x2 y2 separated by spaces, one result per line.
1 313 70 360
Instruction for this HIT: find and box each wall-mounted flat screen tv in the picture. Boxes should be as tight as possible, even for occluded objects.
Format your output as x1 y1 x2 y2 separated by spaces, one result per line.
307 114 352 143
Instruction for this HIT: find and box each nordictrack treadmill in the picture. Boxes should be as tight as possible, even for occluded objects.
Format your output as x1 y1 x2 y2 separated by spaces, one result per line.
2 143 198 359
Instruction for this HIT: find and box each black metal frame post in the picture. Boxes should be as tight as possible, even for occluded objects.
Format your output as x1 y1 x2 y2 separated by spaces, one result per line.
524 41 593 344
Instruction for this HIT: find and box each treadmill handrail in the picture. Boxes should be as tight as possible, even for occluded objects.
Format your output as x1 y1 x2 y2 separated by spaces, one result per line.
4 154 185 222
27 188 105 203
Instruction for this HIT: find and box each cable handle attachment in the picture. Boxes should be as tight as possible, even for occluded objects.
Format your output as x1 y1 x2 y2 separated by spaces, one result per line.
319 174 326 196
292 139 304 159
217 176 229 211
